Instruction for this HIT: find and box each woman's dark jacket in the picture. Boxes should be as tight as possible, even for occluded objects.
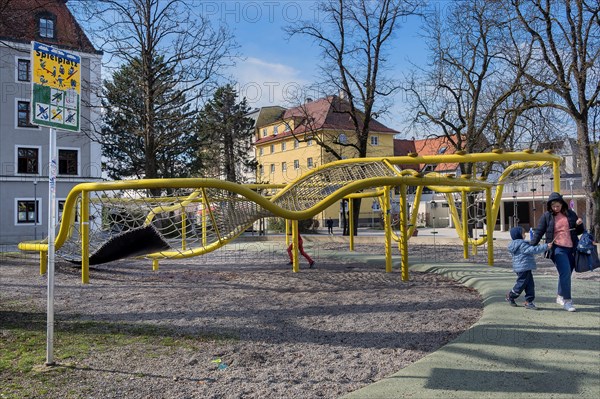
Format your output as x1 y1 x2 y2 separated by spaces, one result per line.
530 192 584 247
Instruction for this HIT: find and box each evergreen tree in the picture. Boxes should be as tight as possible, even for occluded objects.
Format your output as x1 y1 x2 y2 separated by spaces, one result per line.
101 57 202 180
197 85 256 183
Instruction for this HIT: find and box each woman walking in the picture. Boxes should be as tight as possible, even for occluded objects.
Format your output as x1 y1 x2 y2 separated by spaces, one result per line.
530 192 584 312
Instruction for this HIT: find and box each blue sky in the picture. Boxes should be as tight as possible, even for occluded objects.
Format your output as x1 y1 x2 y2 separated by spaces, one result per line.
211 0 429 133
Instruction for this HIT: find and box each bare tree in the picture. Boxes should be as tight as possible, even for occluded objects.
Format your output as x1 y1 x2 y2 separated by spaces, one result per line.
73 0 235 181
287 0 420 234
510 0 600 238
404 1 557 174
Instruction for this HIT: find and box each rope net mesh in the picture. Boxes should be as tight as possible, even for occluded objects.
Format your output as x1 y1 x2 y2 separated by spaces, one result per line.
57 161 398 263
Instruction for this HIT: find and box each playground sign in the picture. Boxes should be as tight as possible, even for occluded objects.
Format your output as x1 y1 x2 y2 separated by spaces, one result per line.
31 41 81 132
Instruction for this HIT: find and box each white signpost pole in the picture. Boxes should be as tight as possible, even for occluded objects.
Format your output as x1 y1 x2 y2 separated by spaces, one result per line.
46 127 57 366
30 41 81 367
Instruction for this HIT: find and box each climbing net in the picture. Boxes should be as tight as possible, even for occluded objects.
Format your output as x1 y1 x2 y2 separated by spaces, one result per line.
58 186 272 264
56 161 399 264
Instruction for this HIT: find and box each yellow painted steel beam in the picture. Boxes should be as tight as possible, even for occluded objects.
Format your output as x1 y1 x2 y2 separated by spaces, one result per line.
291 220 299 273
383 187 392 273
81 191 90 284
349 199 354 251
486 187 494 265
398 185 409 281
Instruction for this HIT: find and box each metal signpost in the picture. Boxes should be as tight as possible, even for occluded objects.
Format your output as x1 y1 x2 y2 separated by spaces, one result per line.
31 41 81 366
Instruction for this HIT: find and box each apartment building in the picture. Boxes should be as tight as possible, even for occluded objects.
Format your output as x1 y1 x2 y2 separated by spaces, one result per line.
0 0 102 244
254 96 398 226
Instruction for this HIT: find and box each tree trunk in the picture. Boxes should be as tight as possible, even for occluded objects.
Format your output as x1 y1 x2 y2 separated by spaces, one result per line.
576 119 599 239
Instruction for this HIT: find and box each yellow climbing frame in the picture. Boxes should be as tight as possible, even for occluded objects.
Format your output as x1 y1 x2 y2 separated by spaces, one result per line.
19 150 561 283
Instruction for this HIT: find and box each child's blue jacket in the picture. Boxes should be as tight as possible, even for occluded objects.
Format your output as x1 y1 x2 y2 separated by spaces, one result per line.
507 239 549 273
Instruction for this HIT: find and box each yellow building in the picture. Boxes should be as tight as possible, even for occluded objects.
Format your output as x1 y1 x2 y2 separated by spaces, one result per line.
254 96 398 228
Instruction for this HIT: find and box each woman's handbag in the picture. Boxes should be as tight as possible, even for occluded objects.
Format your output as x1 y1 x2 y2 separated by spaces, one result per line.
574 231 600 272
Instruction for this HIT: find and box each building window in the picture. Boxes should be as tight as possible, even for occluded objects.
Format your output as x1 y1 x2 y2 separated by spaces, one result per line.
17 101 34 127
262 128 267 137
282 162 287 172
281 142 286 151
17 200 39 224
58 149 78 175
17 59 30 82
270 164 275 174
38 15 55 39
370 135 379 146
259 164 264 175
270 144 275 153
338 133 347 144
294 139 299 149
307 157 314 168
294 160 300 170
438 146 447 154
259 147 264 156
17 147 39 174
273 125 279 135
307 139 313 146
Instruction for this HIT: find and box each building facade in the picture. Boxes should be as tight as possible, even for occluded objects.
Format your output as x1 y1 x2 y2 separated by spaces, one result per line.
0 0 102 244
254 96 398 227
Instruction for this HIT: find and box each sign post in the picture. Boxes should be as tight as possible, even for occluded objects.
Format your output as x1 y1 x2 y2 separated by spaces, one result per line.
30 41 81 366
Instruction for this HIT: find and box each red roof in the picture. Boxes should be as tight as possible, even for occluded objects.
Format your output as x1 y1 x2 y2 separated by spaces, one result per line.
394 136 459 173
255 96 398 145
0 0 100 54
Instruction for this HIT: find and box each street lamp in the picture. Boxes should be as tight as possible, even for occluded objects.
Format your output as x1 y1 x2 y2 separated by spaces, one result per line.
33 180 38 240
569 179 574 209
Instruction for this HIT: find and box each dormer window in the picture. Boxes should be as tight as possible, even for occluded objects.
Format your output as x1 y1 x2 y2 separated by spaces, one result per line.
38 14 56 39
273 126 279 135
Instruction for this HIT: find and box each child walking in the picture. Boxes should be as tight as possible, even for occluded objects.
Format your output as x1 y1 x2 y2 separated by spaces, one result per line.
287 233 315 268
506 226 551 310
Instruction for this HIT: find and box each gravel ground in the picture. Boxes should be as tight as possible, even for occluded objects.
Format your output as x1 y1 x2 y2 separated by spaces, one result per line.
6 239 592 399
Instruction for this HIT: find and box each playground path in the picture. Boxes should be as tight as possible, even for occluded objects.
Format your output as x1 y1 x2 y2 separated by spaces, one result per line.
341 261 600 399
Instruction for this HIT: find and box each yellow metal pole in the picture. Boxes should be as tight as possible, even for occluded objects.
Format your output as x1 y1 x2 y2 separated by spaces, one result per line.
153 258 159 271
201 192 207 247
285 219 290 246
349 199 355 251
462 191 469 259
384 187 392 273
81 192 90 284
292 220 299 272
40 251 47 275
181 207 187 251
553 159 561 192
399 185 409 281
486 187 494 265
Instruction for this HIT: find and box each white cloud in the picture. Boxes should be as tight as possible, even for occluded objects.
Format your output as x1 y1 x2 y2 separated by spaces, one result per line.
232 57 312 107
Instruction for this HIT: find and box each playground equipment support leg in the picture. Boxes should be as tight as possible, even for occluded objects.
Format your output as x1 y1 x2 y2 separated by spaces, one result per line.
462 191 469 259
349 199 354 251
292 220 299 273
81 191 90 284
384 187 392 273
39 250 47 275
399 185 409 281
486 187 494 266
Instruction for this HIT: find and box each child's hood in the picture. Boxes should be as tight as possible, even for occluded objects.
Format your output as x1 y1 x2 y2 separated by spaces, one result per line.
508 239 526 254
